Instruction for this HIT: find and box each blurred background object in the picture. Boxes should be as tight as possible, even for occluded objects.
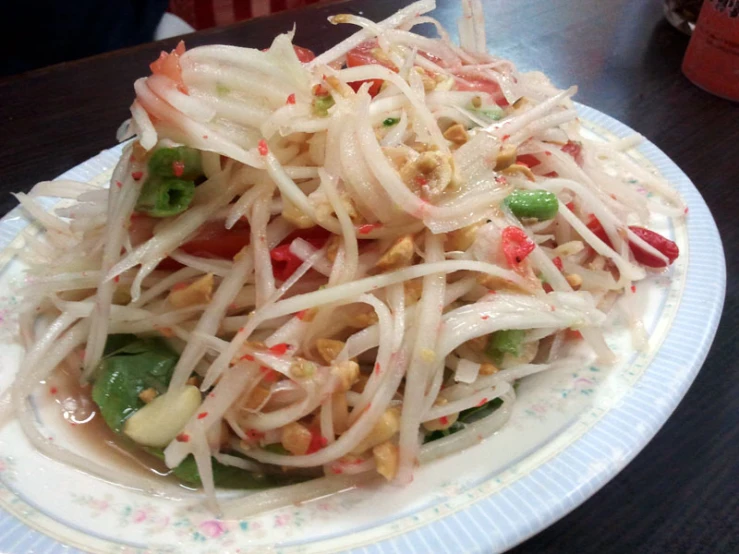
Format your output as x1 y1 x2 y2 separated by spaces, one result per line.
663 0 705 33
682 0 739 101
0 0 335 78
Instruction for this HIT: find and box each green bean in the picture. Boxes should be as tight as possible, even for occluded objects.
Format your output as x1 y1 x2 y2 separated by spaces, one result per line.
486 329 525 363
148 147 203 180
312 94 335 117
504 189 559 220
136 177 195 218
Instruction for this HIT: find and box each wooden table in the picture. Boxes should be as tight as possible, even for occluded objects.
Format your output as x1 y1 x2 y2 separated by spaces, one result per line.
0 0 736 552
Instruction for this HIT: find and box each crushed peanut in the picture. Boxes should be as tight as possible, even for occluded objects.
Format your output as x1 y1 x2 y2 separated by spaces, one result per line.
281 422 313 455
376 234 414 271
282 197 314 229
331 360 360 392
494 144 518 170
332 393 349 434
326 235 341 263
316 338 345 364
352 374 370 393
554 240 585 256
413 66 437 92
373 441 399 480
443 123 469 145
565 273 583 289
588 255 606 271
290 358 317 379
404 279 423 305
479 363 499 376
138 388 158 404
186 376 201 387
243 385 270 410
446 223 481 251
346 308 379 329
420 348 436 364
351 408 401 454
502 163 536 181
399 150 455 197
168 273 214 308
423 409 459 431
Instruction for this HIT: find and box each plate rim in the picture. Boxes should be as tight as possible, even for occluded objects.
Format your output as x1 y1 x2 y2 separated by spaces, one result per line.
0 103 726 554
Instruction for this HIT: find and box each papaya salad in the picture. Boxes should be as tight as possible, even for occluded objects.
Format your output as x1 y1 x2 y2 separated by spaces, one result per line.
5 0 684 516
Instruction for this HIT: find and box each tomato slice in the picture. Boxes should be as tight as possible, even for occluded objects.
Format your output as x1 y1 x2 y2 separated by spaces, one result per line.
270 226 332 281
293 45 316 63
454 75 509 107
346 39 397 96
128 215 251 270
181 219 252 259
515 154 541 168
150 41 187 94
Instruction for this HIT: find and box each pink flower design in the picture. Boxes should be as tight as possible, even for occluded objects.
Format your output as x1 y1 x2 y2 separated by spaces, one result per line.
274 513 292 527
0 460 6 472
90 499 110 513
199 520 227 539
133 509 148 523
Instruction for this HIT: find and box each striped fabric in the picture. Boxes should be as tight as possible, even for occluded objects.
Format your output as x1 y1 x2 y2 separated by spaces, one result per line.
168 0 331 30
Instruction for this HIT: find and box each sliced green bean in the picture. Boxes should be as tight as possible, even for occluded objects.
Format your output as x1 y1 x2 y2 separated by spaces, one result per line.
504 189 559 220
148 147 203 180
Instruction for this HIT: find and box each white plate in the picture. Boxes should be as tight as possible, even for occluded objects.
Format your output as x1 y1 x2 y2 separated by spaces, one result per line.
0 104 725 554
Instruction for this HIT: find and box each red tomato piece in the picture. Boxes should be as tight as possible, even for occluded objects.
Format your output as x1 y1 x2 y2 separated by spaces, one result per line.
150 40 188 94
132 217 251 270
515 154 541 168
346 39 397 96
292 45 316 63
501 226 535 268
454 75 509 107
270 226 332 281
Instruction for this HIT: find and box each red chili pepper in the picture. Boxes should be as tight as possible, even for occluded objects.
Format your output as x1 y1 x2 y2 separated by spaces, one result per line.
439 416 449 425
628 226 679 268
306 429 328 454
172 160 185 177
197 412 208 419
565 329 583 340
358 223 382 235
477 397 489 407
501 226 535 268
258 139 269 156
561 141 583 166
586 216 678 268
246 429 264 440
286 93 296 105
552 256 563 271
131 171 143 181
267 343 288 356
176 433 190 443
312 83 330 96
260 367 279 383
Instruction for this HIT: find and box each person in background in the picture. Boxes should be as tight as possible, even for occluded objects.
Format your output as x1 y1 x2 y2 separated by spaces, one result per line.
0 0 331 78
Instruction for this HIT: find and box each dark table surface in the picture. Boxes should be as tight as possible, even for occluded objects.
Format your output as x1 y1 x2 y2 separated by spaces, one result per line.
0 0 737 552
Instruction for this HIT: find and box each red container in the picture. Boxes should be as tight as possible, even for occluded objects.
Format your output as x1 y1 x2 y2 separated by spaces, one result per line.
682 0 739 101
